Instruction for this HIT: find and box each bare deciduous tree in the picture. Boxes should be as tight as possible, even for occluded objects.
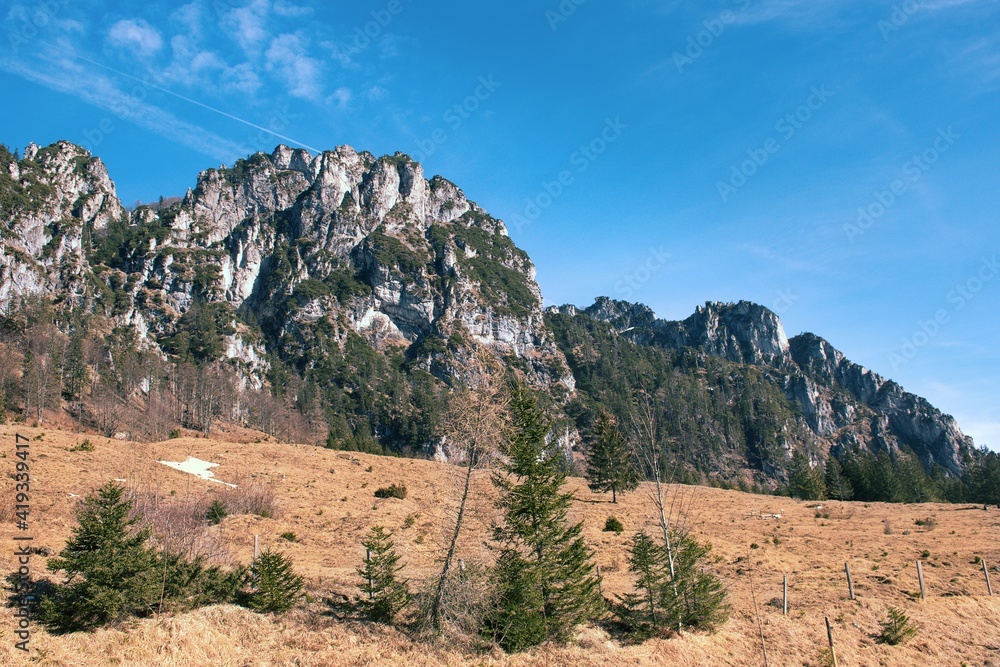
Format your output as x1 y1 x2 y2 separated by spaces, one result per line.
629 392 701 580
429 349 509 632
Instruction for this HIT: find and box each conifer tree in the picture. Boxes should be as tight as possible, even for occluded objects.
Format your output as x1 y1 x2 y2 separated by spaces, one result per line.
585 410 639 503
614 528 728 638
662 529 729 631
247 548 303 613
786 451 827 500
41 482 159 632
357 526 410 623
824 456 854 500
482 386 602 651
615 530 670 638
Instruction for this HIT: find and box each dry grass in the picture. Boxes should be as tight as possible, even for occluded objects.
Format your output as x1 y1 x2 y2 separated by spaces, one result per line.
1 424 999 666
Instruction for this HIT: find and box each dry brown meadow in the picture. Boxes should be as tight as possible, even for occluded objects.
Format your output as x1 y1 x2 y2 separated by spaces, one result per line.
1 424 998 666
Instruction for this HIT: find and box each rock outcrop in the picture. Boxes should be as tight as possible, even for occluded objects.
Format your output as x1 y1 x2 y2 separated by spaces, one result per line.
574 297 973 473
0 141 975 474
0 142 571 392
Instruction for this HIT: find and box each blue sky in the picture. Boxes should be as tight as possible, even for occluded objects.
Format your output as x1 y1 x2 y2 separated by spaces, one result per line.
2 0 998 451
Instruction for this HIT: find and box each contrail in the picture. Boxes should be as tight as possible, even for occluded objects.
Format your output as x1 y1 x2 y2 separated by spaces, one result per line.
34 38 323 154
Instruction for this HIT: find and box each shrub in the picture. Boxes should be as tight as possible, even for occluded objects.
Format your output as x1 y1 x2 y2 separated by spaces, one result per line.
877 606 918 645
603 516 625 534
374 483 407 500
206 500 228 525
69 439 94 452
158 552 246 612
245 549 303 613
220 474 280 518
280 531 297 542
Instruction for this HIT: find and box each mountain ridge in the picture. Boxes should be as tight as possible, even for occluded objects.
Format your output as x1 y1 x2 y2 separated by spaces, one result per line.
0 140 980 484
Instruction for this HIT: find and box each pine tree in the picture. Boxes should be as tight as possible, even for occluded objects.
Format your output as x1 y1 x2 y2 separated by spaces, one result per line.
615 530 671 638
62 322 88 426
482 386 602 651
824 456 854 500
786 451 826 500
614 529 728 638
41 482 159 632
662 529 729 631
585 410 639 503
357 526 410 623
247 548 303 613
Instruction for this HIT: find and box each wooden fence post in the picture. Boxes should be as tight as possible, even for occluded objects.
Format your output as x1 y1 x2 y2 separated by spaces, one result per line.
253 535 259 561
783 575 788 615
825 617 839 667
982 560 993 597
845 563 855 600
596 565 604 597
916 560 926 600
366 549 373 599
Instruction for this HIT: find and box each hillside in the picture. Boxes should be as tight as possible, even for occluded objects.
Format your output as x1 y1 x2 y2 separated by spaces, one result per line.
1 425 998 666
0 140 986 490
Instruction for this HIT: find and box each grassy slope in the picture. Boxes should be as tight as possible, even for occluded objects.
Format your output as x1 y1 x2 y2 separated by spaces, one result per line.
1 424 998 666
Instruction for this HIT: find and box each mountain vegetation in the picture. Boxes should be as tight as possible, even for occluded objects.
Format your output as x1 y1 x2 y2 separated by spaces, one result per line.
0 139 997 504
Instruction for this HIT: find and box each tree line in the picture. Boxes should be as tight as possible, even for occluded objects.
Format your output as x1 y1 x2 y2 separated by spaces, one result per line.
784 447 1000 506
0 297 323 443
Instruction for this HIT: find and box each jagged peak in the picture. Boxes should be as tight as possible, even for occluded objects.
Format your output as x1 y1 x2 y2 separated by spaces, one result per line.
584 296 657 325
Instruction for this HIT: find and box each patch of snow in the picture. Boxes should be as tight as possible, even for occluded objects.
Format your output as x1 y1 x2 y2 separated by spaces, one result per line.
158 456 236 487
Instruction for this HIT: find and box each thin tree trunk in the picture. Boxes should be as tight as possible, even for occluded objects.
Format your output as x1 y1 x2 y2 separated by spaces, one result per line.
430 454 475 630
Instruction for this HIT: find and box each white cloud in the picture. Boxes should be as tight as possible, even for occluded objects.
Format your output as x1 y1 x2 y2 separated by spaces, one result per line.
326 86 352 110
0 50 246 162
366 85 388 102
265 33 323 100
220 62 263 95
273 0 313 18
172 2 204 40
107 18 163 57
226 0 271 54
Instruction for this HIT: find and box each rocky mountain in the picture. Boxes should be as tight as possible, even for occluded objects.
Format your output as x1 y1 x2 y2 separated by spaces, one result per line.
0 140 978 483
560 298 973 475
0 141 571 388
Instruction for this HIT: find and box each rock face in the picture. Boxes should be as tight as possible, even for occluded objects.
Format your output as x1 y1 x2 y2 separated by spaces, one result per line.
0 142 571 392
0 141 124 308
582 297 790 366
788 333 973 473
0 141 975 474
576 298 973 474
